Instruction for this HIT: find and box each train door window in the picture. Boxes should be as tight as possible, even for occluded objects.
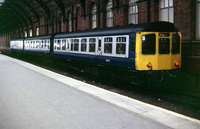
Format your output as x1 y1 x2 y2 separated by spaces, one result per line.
142 34 156 54
29 41 31 48
30 41 32 48
74 39 79 51
67 39 70 50
81 38 87 52
62 40 66 51
57 40 61 50
41 41 44 49
116 37 126 55
26 41 28 48
47 40 50 49
33 41 35 48
104 37 113 54
38 41 40 49
159 38 170 54
172 34 180 54
97 38 102 55
44 40 47 49
36 41 39 48
54 40 57 50
71 39 74 51
131 38 135 52
89 38 96 52
43 40 46 49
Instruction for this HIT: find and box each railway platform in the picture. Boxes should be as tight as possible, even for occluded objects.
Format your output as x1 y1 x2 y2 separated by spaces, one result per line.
0 54 200 129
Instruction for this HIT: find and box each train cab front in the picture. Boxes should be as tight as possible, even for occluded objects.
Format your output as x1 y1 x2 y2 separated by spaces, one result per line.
135 31 181 85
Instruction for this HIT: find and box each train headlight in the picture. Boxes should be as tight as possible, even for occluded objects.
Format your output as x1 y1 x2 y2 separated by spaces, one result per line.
175 62 179 67
147 62 152 70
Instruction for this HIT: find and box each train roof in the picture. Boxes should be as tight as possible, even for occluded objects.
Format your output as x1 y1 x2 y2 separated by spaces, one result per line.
10 38 24 41
24 34 54 40
54 22 179 39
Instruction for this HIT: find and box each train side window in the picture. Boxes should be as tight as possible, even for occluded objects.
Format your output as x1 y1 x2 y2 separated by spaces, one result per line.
131 38 135 52
104 37 112 54
74 39 79 51
62 40 66 50
142 34 156 54
81 38 87 52
116 37 126 55
89 38 96 52
172 34 180 54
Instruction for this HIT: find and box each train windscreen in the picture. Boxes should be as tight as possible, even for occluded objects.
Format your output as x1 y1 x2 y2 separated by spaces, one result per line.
142 34 156 54
172 34 180 54
159 38 170 54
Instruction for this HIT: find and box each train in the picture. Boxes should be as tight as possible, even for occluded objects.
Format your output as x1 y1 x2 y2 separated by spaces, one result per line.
10 22 181 86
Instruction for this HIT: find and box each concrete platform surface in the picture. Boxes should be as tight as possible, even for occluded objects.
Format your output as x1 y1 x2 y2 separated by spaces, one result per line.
0 54 200 129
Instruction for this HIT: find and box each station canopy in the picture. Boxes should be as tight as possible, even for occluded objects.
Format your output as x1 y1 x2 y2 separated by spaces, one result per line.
0 0 82 34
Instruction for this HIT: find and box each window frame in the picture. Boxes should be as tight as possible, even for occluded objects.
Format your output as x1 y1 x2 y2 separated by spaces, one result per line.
89 38 96 53
159 0 174 23
36 27 39 36
91 4 97 29
129 0 138 25
142 34 156 55
81 38 87 52
106 0 113 27
102 35 129 57
197 0 200 39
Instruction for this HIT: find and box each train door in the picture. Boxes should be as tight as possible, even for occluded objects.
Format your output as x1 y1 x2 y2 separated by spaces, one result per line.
135 32 158 70
129 34 136 69
97 37 102 55
66 39 70 52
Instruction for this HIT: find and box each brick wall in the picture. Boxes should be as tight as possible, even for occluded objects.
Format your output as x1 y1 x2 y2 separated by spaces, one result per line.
3 0 199 44
174 0 193 40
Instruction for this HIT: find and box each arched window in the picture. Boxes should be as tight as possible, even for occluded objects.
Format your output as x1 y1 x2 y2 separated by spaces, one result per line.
76 7 81 31
91 4 97 29
106 0 113 27
54 17 56 33
68 12 72 32
129 0 138 24
45 16 49 34
24 30 27 37
60 14 64 32
197 0 200 39
36 27 39 36
29 29 32 37
159 0 174 23
21 31 23 37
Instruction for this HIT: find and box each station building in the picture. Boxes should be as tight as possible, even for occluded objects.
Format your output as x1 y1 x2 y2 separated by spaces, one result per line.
0 0 199 57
